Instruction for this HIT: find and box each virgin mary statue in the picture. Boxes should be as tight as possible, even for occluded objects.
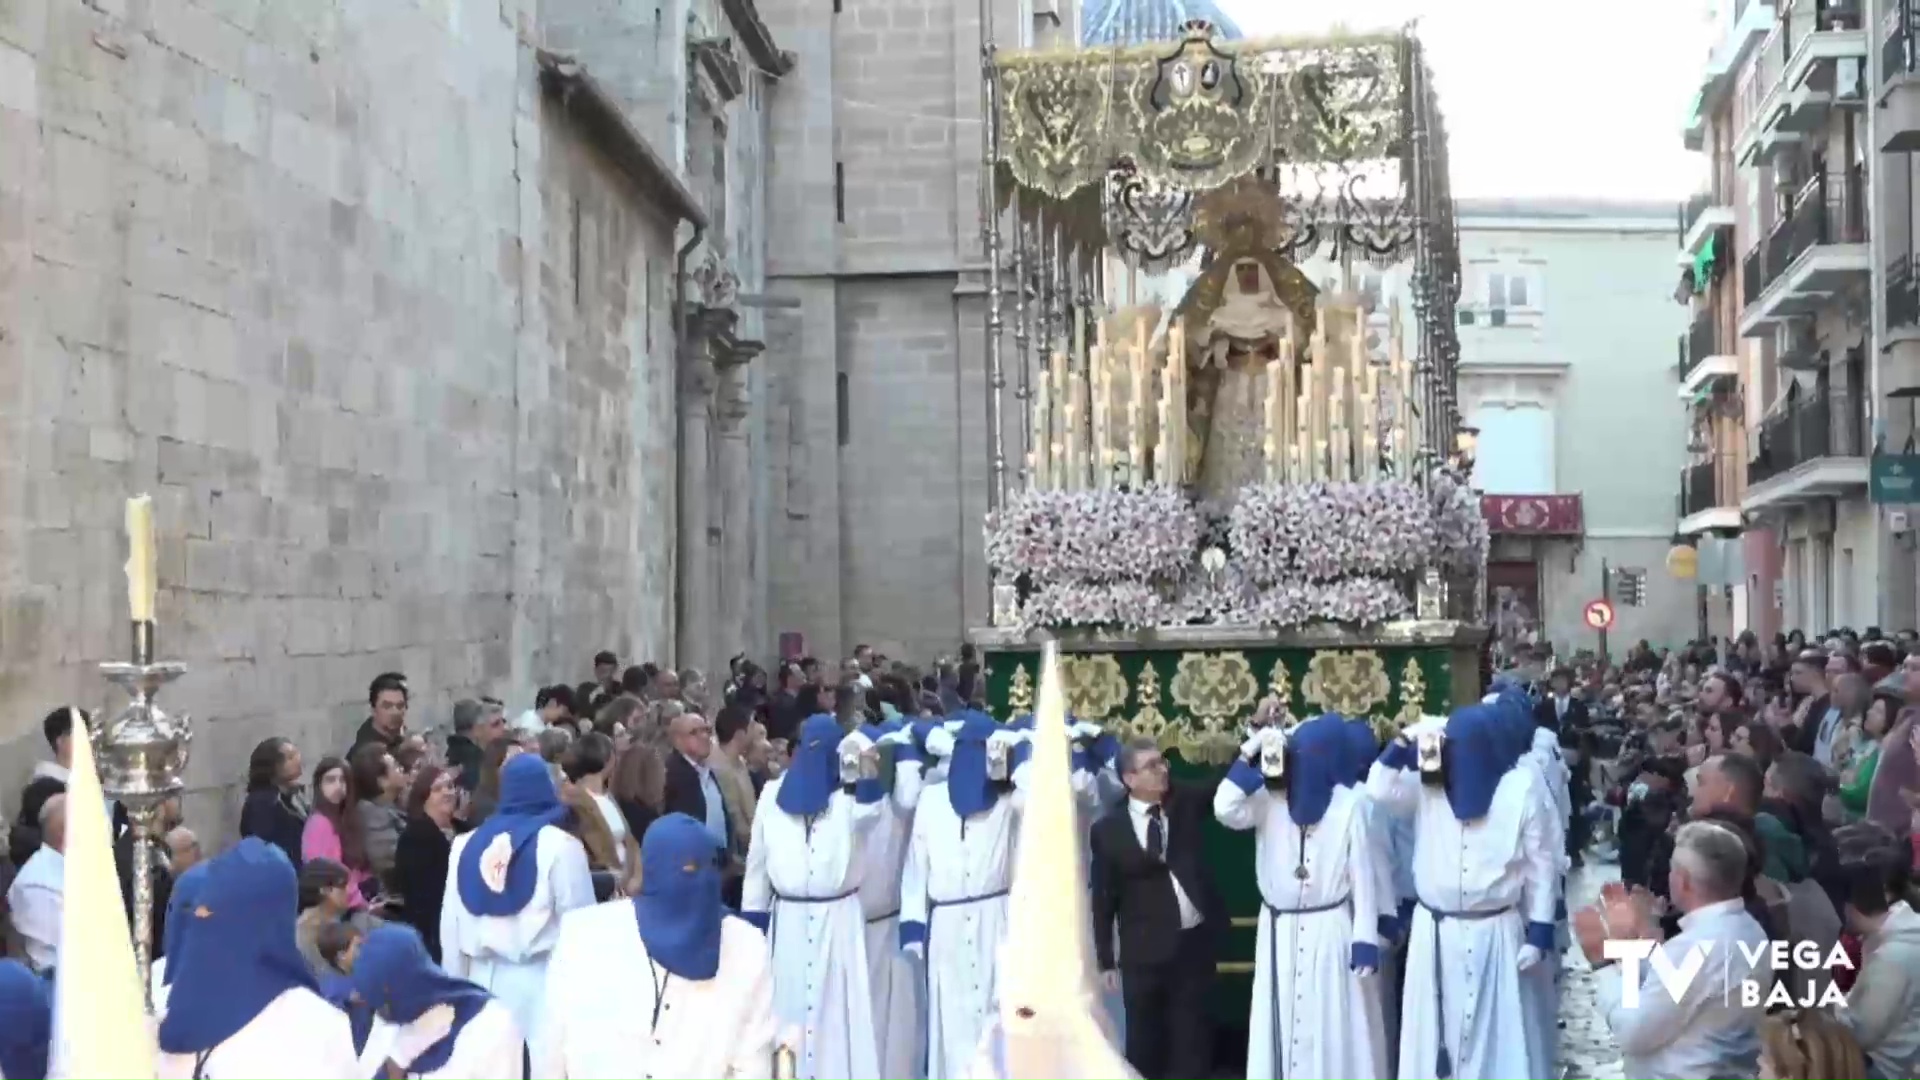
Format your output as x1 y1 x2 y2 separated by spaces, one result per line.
1175 244 1318 504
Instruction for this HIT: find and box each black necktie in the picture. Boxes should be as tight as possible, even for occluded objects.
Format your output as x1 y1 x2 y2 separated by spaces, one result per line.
1146 805 1165 860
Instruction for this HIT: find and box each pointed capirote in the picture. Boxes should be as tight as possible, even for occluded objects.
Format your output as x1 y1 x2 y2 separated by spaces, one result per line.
988 641 1138 1079
52 708 159 1078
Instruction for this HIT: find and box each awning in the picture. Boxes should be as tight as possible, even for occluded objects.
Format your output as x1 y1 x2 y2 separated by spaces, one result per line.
1481 494 1585 536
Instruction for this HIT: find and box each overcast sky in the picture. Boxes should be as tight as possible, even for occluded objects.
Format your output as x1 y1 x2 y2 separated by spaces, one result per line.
1215 0 1714 200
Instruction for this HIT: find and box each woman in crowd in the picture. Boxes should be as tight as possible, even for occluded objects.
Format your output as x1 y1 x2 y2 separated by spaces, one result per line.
238 737 308 867
1830 821 1920 1078
1731 718 1786 777
1841 691 1903 820
561 732 641 897
607 737 666 847
301 756 373 909
296 858 380 980
351 744 409 885
394 765 463 962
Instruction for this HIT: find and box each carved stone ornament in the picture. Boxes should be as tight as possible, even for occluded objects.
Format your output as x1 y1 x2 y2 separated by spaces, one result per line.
693 249 741 310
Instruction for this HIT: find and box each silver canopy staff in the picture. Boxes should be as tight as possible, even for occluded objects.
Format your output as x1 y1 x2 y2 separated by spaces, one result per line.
1214 714 1387 1079
740 714 886 1078
441 753 595 1059
539 813 776 1078
1366 701 1558 1080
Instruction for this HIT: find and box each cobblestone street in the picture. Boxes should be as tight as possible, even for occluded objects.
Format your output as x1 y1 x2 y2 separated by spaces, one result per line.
1558 863 1625 1080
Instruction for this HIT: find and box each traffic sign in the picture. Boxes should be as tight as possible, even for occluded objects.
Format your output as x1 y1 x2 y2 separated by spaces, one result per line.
1583 599 1615 630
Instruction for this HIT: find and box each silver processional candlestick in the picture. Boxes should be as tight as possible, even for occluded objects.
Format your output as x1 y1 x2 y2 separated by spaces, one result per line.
96 614 193 1008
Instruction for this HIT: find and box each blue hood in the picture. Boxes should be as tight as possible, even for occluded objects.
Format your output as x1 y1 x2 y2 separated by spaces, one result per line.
0 960 50 1080
161 860 213 984
946 710 1003 818
455 754 570 917
351 925 491 1075
777 714 845 816
1442 703 1522 821
1337 715 1379 786
158 838 317 1054
1284 715 1347 827
636 813 727 980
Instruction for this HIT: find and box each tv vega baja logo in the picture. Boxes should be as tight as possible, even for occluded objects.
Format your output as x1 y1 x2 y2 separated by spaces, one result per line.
1602 939 1850 1009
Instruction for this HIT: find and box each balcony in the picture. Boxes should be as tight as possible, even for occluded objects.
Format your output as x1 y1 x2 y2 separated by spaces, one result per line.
1738 169 1869 336
1687 0 1780 151
1679 306 1739 398
1736 0 1867 167
1679 190 1736 263
1892 253 1920 340
1679 458 1744 535
1743 382 1869 511
1881 2 1920 150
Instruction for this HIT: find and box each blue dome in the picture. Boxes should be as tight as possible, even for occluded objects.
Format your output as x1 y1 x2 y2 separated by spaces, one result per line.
1080 0 1244 47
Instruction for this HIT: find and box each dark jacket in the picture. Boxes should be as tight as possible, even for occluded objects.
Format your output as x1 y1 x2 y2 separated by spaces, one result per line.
663 752 734 862
238 787 308 868
350 717 402 757
1534 695 1590 733
9 777 68 871
1089 782 1224 971
614 797 660 850
444 735 484 792
392 815 455 962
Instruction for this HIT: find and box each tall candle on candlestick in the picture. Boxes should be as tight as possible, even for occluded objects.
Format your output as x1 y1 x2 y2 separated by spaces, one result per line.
1031 368 1051 489
1091 346 1110 489
125 495 157 656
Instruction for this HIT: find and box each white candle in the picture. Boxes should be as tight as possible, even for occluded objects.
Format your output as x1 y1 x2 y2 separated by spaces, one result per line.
126 494 157 624
1031 373 1051 489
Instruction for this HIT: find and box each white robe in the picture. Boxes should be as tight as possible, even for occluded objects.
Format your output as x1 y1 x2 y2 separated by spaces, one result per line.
1519 730 1573 1078
1214 779 1386 1080
742 779 883 1080
360 1000 526 1079
154 988 360 1079
538 899 775 1079
441 826 595 1062
859 763 926 1080
900 784 1025 1080
1366 760 1558 1080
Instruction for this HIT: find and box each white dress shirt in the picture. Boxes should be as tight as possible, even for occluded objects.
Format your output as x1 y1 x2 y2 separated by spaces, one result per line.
6 845 63 972
1127 797 1201 930
683 754 728 850
1596 896 1770 1079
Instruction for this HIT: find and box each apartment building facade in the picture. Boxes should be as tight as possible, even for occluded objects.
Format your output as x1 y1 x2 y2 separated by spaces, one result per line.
1681 0 1893 638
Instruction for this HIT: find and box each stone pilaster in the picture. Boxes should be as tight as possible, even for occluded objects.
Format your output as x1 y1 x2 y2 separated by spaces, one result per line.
677 353 717 676
713 346 759 668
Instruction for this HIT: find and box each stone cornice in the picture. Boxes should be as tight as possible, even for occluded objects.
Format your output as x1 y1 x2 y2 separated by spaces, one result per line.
719 0 794 76
536 51 708 229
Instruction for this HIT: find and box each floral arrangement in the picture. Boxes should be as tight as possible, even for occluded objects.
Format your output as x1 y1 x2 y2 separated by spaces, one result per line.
983 486 1200 584
985 477 1482 632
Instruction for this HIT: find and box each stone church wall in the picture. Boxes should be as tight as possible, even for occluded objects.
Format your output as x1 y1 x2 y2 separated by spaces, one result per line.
0 0 679 837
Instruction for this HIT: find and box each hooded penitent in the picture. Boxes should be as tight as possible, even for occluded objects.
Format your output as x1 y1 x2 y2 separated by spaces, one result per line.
351 925 493 1075
945 710 1004 818
1276 715 1344 826
777 714 846 816
454 753 571 917
161 860 212 986
1336 715 1379 786
0 960 51 1080
1439 703 1524 822
158 838 319 1055
635 813 728 980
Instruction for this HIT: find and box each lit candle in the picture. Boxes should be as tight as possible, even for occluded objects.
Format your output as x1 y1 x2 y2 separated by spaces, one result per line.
125 494 157 624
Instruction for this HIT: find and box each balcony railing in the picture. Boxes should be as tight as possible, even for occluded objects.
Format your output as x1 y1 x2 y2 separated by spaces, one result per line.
1785 0 1862 59
1748 383 1867 485
1891 252 1920 331
1680 307 1721 383
1745 170 1866 301
1683 459 1722 517
1680 192 1714 239
1885 0 1918 81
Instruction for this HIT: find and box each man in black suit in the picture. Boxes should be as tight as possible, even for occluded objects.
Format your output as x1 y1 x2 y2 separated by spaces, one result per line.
662 711 735 867
1090 737 1223 1079
1533 665 1590 734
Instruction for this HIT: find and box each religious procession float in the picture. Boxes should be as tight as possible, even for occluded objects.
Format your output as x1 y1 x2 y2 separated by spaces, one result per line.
963 18 1484 1014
